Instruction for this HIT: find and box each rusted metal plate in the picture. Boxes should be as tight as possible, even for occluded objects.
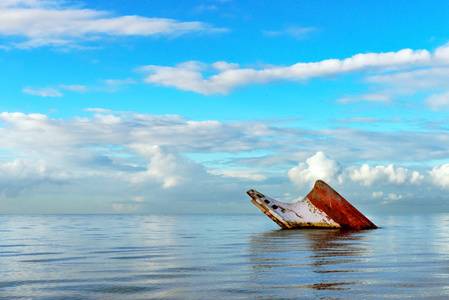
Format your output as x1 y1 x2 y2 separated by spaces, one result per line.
247 180 377 230
305 180 377 229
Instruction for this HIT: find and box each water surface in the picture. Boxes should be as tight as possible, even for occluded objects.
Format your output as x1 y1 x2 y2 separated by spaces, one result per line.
1 213 449 299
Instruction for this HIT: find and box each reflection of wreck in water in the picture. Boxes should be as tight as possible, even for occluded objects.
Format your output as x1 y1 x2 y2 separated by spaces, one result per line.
247 228 372 293
248 180 377 230
248 228 370 266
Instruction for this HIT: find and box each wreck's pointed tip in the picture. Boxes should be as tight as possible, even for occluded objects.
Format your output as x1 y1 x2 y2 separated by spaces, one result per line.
314 179 329 188
246 189 256 196
307 179 377 230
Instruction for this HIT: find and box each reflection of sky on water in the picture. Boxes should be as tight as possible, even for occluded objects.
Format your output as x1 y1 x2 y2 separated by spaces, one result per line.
2 214 449 298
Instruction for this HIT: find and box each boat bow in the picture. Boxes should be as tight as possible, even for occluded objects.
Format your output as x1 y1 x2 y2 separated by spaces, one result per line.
247 180 377 229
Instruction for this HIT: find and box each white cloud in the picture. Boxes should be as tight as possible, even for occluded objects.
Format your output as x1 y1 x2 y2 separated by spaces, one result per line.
0 0 225 48
142 46 448 95
288 151 340 185
410 171 424 184
288 151 427 189
429 164 449 189
93 113 122 124
0 159 45 179
367 67 449 90
128 145 202 189
22 86 62 97
425 91 449 111
0 112 222 197
346 164 408 186
434 45 449 63
340 65 449 106
0 158 66 197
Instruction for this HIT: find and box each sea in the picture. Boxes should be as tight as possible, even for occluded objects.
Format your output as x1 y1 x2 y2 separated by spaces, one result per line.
1 213 449 299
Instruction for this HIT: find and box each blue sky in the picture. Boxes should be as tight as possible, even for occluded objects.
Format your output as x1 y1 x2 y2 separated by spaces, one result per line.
1 0 449 214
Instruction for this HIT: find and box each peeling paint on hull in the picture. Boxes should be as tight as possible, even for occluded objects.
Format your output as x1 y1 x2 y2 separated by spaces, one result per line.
247 180 377 230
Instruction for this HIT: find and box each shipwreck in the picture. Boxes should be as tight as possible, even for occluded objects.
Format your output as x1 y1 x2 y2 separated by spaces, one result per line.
247 180 377 229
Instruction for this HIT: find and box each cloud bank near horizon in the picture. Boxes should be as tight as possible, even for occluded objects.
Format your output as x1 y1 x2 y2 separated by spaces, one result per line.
1 111 449 213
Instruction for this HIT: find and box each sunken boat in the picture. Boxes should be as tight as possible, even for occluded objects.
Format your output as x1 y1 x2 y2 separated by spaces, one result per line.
247 180 377 229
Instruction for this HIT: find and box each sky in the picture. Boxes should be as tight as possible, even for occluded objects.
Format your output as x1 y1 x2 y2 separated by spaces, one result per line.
1 0 449 214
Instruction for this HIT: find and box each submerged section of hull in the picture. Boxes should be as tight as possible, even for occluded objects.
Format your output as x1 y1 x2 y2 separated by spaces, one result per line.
247 180 377 230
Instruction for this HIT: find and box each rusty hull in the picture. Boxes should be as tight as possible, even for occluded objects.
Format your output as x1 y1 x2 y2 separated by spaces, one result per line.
247 180 377 230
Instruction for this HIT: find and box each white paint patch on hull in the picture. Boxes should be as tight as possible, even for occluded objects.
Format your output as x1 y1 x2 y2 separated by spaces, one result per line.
248 189 340 229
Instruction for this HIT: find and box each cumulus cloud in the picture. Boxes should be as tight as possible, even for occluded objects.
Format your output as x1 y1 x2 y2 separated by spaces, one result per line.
288 152 426 189
429 164 449 189
128 145 203 189
288 151 340 185
0 0 225 48
410 171 424 184
346 164 409 186
141 46 449 95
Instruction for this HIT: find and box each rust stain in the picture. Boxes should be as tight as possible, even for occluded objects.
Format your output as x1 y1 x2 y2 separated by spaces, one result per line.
294 213 303 219
306 180 377 229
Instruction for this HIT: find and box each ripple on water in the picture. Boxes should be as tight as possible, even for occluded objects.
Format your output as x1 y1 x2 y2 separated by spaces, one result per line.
2 214 449 299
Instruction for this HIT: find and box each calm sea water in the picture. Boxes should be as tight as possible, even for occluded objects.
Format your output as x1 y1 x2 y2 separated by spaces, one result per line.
1 213 449 299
